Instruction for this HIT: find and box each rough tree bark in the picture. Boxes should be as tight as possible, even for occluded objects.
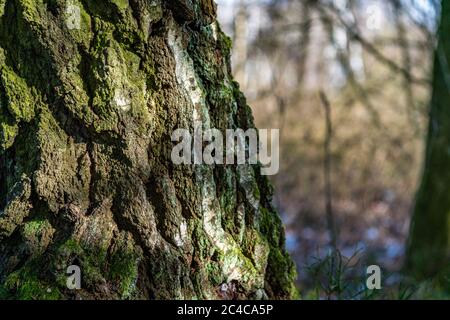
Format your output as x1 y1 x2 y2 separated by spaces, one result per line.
406 0 450 278
0 0 296 299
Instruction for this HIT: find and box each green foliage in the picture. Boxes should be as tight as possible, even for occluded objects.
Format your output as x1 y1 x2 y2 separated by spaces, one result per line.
304 249 369 300
302 249 450 300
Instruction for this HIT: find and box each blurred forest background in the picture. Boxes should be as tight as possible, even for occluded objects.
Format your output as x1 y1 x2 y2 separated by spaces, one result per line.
216 0 443 298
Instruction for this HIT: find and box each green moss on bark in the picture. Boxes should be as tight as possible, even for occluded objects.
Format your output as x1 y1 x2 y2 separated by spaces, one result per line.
1 269 61 300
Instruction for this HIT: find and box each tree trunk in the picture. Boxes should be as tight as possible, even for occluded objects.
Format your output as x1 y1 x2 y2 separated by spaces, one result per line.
406 0 450 278
0 0 296 299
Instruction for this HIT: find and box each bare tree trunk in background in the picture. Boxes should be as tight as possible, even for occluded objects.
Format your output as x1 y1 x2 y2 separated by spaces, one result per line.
392 0 420 135
297 0 311 93
319 91 337 250
233 1 248 90
277 0 311 135
406 0 450 279
0 0 296 299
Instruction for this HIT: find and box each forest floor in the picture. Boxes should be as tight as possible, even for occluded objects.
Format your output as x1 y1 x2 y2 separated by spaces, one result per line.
282 196 449 299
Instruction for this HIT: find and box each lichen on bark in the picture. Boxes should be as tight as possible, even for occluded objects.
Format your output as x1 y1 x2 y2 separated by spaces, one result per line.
0 0 297 300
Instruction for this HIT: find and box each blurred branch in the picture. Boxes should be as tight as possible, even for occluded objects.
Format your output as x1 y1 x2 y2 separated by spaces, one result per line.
403 0 439 44
319 5 385 131
317 1 431 86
